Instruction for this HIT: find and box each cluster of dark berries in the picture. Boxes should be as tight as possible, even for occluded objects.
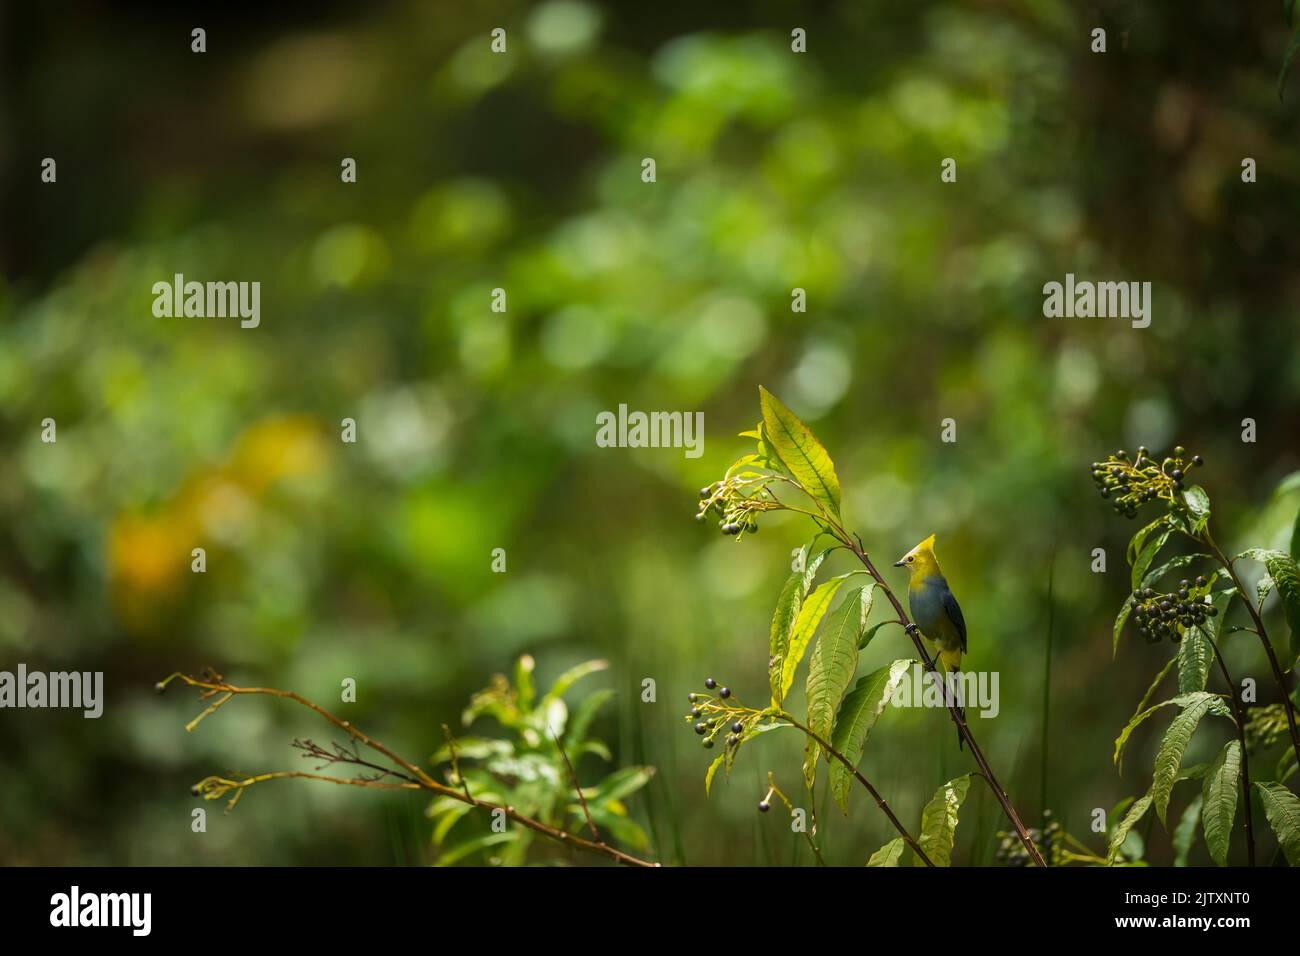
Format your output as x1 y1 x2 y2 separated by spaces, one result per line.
996 810 1063 866
685 678 741 749
1131 576 1215 643
1090 446 1203 518
696 477 778 537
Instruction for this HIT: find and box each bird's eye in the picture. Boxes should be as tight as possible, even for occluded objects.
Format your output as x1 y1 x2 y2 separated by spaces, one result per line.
907 556 914 563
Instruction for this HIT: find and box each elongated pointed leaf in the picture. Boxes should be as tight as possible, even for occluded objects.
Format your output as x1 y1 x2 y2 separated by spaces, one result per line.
781 574 851 700
1107 792 1153 864
828 660 912 812
1132 530 1171 590
1142 553 1209 589
918 774 972 867
1255 781 1300 864
1153 693 1218 824
759 386 842 522
1201 739 1241 866
1113 598 1133 658
1172 794 1201 867
1128 516 1169 566
1115 691 1226 773
704 752 726 796
802 586 869 788
866 837 906 867
1264 551 1300 669
1177 625 1212 694
769 544 829 703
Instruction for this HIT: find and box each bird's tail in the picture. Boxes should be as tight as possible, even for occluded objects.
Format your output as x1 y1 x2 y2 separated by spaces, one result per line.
939 648 965 750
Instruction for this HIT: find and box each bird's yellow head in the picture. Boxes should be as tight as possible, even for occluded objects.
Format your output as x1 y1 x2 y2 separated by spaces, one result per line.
894 534 940 578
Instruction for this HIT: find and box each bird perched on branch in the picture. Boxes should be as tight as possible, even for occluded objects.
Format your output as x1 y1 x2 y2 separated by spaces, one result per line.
895 534 968 748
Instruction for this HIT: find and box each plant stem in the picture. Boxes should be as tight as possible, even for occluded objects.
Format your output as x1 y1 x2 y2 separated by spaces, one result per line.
1201 630 1256 866
778 710 934 866
840 536 1048 867
1204 531 1300 774
160 672 659 868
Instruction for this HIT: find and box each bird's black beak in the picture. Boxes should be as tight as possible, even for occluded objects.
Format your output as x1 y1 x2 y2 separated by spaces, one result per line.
893 558 905 567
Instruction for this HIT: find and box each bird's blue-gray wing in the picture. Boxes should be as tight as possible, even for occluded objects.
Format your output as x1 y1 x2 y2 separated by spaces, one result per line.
942 590 968 652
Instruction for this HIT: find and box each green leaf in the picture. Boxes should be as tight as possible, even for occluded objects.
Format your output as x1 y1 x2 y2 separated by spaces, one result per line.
781 573 853 700
1172 794 1202 867
565 688 615 754
769 543 830 703
1114 691 1225 773
1141 553 1208 589
1279 24 1300 101
759 386 842 522
1113 599 1133 658
583 765 654 804
1182 486 1211 531
1153 693 1219 824
514 655 536 711
866 837 906 867
859 619 893 650
1177 625 1212 694
1107 792 1153 864
703 752 726 796
1201 739 1242 867
543 659 609 706
828 660 912 812
436 831 518 866
1135 658 1176 716
1128 516 1169 566
1255 781 1300 864
1262 551 1300 669
1132 529 1171 590
802 586 870 788
918 774 972 867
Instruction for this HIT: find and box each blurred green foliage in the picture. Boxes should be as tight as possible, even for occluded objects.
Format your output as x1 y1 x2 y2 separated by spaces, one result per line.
2 1 1299 865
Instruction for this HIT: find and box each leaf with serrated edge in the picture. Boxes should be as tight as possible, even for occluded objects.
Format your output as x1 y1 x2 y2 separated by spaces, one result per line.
759 386 842 522
769 544 829 703
918 774 972 867
781 574 851 700
866 837 906 867
1255 781 1300 864
1201 739 1241 866
828 660 912 812
803 587 869 788
1115 691 1224 773
1177 625 1211 694
1107 792 1153 864
1153 693 1217 824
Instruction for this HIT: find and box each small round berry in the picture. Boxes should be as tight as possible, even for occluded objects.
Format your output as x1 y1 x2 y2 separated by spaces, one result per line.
732 721 743 734
699 486 712 499
695 722 708 735
702 738 714 749
691 707 701 718
1195 575 1207 587
1174 446 1186 458
727 735 739 746
190 784 201 796
1192 455 1203 466
705 677 717 689
758 800 770 813
1171 469 1184 481
719 687 731 699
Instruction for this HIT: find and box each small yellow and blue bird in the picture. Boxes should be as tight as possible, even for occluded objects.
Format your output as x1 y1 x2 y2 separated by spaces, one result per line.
895 534 967 747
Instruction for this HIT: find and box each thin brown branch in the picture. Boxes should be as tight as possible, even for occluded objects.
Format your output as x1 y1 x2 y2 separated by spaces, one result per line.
159 672 659 868
777 710 934 867
551 727 599 840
